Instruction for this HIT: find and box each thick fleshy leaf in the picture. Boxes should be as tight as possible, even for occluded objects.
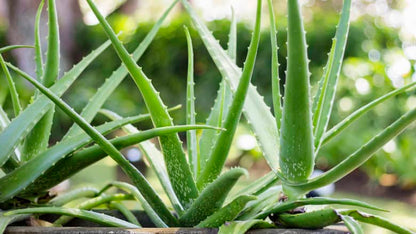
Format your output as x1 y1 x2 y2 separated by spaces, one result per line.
0 112 164 202
0 213 29 234
312 0 352 153
181 0 280 171
23 0 61 161
184 26 198 178
196 195 256 228
274 208 341 229
290 107 416 194
0 54 22 117
5 207 139 228
53 193 132 226
196 0 263 190
340 215 363 234
49 187 100 206
280 0 314 185
179 168 247 227
63 0 179 139
99 108 184 215
109 202 142 227
322 81 416 146
218 220 274 234
237 186 281 221
0 40 111 168
341 210 413 234
14 65 179 226
256 197 385 220
267 0 282 130
86 0 198 208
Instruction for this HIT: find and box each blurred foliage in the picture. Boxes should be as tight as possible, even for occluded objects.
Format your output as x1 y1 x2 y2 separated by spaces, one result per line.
1 8 415 188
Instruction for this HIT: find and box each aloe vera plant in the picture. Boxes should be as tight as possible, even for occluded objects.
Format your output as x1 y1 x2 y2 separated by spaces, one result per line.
1 0 415 233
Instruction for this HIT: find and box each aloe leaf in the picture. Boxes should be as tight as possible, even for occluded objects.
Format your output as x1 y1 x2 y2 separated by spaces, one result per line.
14 66 180 226
340 215 363 234
0 40 110 168
268 0 282 130
23 0 61 162
86 0 198 208
99 108 184 215
256 197 385 220
43 0 59 87
196 195 256 228
49 187 100 206
291 107 416 194
231 171 279 199
313 0 352 153
0 100 21 173
181 0 280 171
0 213 29 234
275 208 341 229
341 210 413 234
218 220 274 234
198 7 237 177
5 207 139 228
63 0 179 139
280 0 314 186
322 81 416 146
196 0 262 190
53 193 132 226
109 201 142 227
184 26 198 178
104 182 170 228
237 186 281 221
0 111 161 202
34 0 44 81
20 124 218 199
0 45 34 54
179 168 248 227
0 54 22 116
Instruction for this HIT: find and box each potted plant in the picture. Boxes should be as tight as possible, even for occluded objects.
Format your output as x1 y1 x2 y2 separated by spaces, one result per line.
1 0 415 233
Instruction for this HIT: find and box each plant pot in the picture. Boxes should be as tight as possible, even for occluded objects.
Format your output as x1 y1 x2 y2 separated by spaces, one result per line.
5 210 349 234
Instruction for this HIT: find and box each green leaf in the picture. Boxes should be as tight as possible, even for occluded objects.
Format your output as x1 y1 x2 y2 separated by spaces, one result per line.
34 0 45 81
0 212 29 234
63 0 179 139
86 0 197 208
49 187 100 206
196 195 256 228
0 54 22 117
53 193 132 226
99 108 184 215
256 197 385 220
196 0 263 190
0 111 162 202
21 124 217 199
290 107 416 194
275 208 341 229
313 0 352 153
322 81 416 145
5 207 139 228
340 215 363 234
109 201 142 227
280 0 314 185
23 0 61 161
103 182 170 228
267 0 282 130
0 45 34 54
341 210 413 234
179 168 248 227
184 26 198 178
198 5 237 177
0 40 110 168
231 171 279 202
237 186 281 221
181 0 280 172
218 220 274 234
14 66 178 226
